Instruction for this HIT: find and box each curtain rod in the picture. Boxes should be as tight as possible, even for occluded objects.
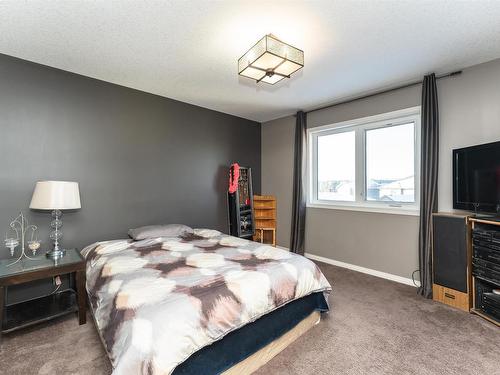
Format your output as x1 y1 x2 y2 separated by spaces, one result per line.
303 70 462 115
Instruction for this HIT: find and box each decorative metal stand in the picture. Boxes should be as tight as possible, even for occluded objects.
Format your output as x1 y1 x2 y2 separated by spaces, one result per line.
4 212 41 267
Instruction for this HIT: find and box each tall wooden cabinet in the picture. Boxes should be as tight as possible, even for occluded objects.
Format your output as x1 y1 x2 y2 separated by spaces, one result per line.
252 195 276 246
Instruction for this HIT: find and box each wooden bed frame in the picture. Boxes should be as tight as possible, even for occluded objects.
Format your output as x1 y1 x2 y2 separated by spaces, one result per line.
222 311 321 375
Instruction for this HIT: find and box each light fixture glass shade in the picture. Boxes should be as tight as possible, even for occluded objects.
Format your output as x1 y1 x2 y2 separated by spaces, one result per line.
274 60 303 76
29 181 81 210
239 66 266 81
238 34 304 85
261 74 286 85
252 52 284 71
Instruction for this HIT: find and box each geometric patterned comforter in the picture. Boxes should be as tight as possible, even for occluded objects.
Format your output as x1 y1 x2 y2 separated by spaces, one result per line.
81 229 332 375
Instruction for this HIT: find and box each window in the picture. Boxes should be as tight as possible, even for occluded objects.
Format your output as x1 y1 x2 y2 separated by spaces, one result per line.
317 130 356 201
308 107 420 215
366 123 415 203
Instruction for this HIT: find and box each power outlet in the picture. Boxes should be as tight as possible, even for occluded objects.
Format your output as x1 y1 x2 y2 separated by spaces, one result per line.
54 275 62 286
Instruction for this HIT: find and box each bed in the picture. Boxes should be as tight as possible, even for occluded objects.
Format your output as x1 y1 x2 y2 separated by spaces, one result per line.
82 228 332 375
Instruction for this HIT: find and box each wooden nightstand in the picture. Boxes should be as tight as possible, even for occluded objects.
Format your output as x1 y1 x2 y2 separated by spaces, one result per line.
0 248 86 342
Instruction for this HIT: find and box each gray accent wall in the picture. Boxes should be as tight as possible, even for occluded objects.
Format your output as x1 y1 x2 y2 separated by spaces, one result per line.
262 58 500 281
0 54 260 302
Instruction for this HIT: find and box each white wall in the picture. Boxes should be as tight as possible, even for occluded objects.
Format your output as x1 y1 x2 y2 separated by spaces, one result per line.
261 58 500 280
438 60 500 211
261 116 295 247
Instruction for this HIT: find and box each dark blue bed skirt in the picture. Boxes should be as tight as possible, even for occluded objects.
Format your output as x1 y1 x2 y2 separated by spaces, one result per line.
173 292 329 375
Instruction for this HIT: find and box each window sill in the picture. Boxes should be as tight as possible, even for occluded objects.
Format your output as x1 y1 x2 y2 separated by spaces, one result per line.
306 203 420 217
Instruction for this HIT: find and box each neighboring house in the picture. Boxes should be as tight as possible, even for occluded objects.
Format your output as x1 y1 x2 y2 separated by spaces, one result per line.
378 176 415 202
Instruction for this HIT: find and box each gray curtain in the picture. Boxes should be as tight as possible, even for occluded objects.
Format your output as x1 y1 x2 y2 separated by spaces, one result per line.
418 73 439 298
290 111 307 255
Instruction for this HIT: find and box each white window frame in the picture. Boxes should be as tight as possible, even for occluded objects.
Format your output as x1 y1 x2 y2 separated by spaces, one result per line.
307 106 421 216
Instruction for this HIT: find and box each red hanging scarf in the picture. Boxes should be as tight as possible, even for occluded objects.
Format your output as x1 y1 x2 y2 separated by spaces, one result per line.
228 163 240 193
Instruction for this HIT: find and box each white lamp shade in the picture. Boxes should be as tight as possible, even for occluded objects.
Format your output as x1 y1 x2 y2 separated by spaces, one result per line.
30 181 81 210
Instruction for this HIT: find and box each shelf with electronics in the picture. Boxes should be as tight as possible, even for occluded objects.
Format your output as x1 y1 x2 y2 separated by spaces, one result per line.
432 213 500 327
469 217 500 327
432 141 500 326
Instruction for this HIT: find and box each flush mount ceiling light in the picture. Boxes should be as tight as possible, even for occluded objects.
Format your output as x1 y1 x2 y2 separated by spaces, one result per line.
238 34 304 85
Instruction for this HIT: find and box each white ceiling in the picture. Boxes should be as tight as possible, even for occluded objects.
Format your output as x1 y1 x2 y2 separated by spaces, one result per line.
1 1 500 123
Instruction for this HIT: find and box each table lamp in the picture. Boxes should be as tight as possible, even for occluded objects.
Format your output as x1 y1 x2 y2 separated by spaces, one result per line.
29 181 81 259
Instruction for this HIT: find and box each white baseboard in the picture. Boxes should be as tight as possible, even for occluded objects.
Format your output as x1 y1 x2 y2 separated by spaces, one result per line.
305 252 421 287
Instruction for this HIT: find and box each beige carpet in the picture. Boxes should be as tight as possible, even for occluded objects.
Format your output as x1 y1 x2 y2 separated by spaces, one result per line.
1 262 499 375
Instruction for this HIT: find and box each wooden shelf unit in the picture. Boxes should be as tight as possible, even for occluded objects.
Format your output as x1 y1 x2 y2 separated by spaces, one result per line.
430 214 500 327
469 217 500 327
253 195 277 246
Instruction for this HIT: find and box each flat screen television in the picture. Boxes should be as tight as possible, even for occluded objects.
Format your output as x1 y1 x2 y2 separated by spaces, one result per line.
453 140 500 215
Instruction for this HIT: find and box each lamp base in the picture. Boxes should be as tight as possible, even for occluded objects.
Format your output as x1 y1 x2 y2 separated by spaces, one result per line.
46 248 66 259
